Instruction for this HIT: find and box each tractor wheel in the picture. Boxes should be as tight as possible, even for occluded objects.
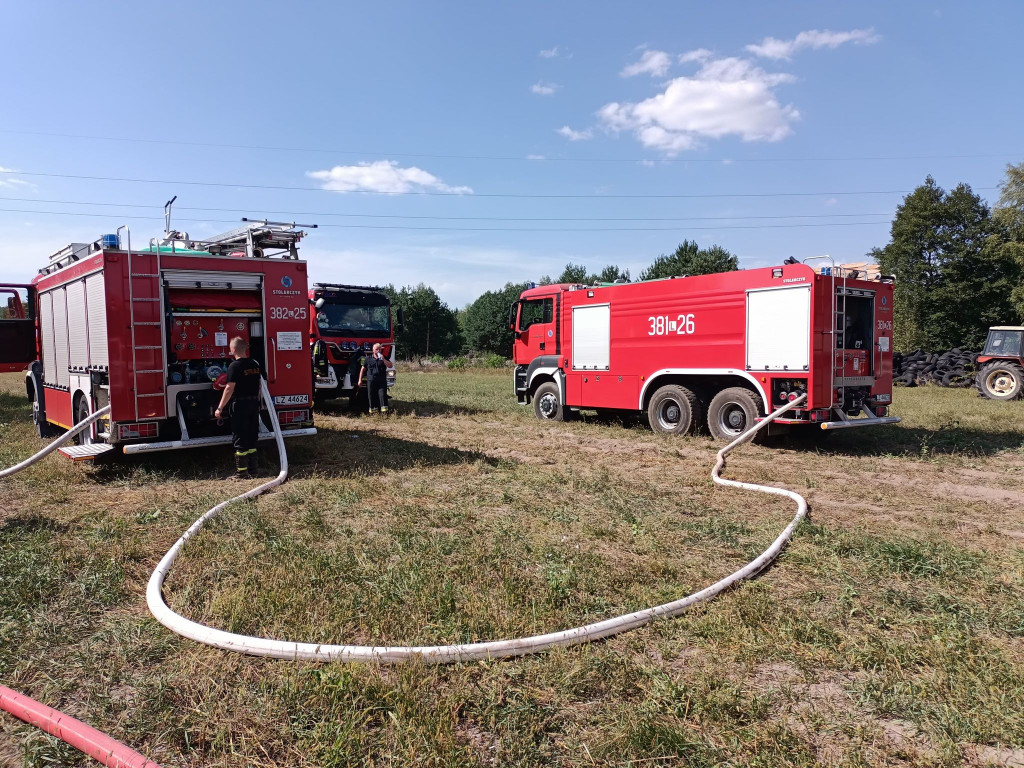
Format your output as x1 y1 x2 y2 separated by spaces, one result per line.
647 385 701 436
532 381 571 422
707 387 767 443
976 361 1024 400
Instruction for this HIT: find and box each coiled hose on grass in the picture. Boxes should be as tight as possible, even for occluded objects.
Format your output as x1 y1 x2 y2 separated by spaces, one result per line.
1 385 808 763
145 386 810 663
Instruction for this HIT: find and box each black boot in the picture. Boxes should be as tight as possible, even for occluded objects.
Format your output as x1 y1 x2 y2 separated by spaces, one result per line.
233 450 252 480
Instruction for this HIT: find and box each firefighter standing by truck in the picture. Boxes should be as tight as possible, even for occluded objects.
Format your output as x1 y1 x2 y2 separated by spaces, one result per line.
215 337 263 478
358 343 393 414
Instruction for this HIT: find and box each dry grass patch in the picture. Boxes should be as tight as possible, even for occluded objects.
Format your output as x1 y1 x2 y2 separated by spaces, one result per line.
1 370 1022 767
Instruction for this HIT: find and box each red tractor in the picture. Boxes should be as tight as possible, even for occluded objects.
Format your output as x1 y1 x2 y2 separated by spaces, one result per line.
975 326 1024 400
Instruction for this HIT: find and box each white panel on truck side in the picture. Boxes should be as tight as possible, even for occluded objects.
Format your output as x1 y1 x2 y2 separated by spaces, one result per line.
40 291 56 385
572 303 610 370
52 287 70 387
67 279 88 370
85 273 108 368
746 285 811 371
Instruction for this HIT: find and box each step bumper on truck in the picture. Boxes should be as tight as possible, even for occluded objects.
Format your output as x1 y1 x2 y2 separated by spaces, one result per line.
121 427 316 455
315 364 396 393
769 405 900 431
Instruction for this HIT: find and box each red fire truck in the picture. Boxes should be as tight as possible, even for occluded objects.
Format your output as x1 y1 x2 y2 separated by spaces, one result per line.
511 261 900 440
0 216 318 460
309 283 401 406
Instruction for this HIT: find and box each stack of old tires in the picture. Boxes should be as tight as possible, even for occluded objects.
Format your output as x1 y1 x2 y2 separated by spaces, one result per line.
893 348 979 388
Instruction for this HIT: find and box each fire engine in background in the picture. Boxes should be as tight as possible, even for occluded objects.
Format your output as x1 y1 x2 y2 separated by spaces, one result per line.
0 209 318 461
309 283 402 406
510 260 900 441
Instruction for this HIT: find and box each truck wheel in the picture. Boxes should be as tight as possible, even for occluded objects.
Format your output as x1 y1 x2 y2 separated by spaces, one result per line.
533 381 570 422
32 389 58 438
647 385 701 435
708 387 765 443
72 397 93 446
976 361 1024 400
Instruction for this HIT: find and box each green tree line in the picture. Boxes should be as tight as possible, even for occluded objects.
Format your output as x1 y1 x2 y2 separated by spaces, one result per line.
874 163 1024 351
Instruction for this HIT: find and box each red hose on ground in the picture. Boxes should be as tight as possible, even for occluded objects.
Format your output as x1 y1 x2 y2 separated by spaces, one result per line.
0 685 162 768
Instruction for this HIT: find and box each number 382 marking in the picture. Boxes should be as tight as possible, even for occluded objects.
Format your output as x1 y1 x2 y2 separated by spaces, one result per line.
649 314 695 336
270 306 307 320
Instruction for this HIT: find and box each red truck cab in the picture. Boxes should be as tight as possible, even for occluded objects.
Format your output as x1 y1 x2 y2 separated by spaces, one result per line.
309 284 401 405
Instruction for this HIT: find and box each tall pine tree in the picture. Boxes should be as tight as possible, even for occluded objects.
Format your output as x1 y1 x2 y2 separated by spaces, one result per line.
872 176 1018 351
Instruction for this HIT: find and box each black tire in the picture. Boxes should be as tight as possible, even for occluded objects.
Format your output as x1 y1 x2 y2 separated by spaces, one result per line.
72 397 92 446
707 387 766 443
532 381 570 422
976 361 1024 401
647 385 701 435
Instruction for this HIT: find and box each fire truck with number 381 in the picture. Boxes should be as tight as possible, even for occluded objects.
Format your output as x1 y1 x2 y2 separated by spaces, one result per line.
0 210 318 462
510 260 900 441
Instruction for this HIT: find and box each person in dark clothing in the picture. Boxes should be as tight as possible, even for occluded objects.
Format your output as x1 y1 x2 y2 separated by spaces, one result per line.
214 337 263 478
358 342 393 414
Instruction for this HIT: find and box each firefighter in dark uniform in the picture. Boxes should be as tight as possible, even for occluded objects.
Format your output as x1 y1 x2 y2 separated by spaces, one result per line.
214 337 262 478
358 342 393 414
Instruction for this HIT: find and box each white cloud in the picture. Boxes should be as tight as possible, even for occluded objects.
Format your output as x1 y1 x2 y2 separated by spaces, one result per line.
539 46 560 58
746 28 880 60
556 125 593 141
530 81 559 95
306 161 472 195
598 56 798 154
526 154 547 161
679 48 713 64
621 49 673 78
0 166 30 187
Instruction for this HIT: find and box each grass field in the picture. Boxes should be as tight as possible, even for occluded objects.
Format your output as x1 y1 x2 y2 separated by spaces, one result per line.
1 369 1023 768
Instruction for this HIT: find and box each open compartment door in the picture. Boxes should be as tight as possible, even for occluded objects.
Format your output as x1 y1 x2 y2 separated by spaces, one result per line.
0 284 36 372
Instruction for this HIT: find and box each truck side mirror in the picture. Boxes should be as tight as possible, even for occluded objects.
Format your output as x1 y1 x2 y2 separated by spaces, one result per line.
508 302 519 332
314 297 325 309
395 307 405 333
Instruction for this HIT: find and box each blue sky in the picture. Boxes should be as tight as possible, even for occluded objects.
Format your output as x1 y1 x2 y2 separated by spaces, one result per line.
1 1 1021 307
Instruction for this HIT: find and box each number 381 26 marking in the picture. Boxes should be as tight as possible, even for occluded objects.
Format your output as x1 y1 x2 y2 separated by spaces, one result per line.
649 314 695 336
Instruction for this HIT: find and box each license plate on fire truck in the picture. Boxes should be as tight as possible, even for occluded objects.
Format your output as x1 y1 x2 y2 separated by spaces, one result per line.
273 394 310 405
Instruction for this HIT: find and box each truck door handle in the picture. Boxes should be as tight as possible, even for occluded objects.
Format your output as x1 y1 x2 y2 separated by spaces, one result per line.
539 342 546 350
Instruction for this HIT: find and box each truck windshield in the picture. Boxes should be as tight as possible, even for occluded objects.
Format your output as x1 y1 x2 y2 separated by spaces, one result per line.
984 329 1022 357
316 300 391 337
520 298 552 330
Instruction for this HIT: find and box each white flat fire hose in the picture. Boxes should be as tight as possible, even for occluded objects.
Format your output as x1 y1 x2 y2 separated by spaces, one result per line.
144 387 810 663
1 386 810 664
0 405 110 480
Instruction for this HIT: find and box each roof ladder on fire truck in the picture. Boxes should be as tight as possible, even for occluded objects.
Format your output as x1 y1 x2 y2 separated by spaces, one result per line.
119 225 167 421
833 269 848 410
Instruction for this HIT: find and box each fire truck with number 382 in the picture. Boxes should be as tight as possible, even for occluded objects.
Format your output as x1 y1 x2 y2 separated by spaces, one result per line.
0 213 318 461
510 260 900 441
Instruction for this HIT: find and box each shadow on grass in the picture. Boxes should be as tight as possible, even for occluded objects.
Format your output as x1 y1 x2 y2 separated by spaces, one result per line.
84 427 504 485
286 427 504 478
0 514 69 537
810 422 1024 458
315 397 487 418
